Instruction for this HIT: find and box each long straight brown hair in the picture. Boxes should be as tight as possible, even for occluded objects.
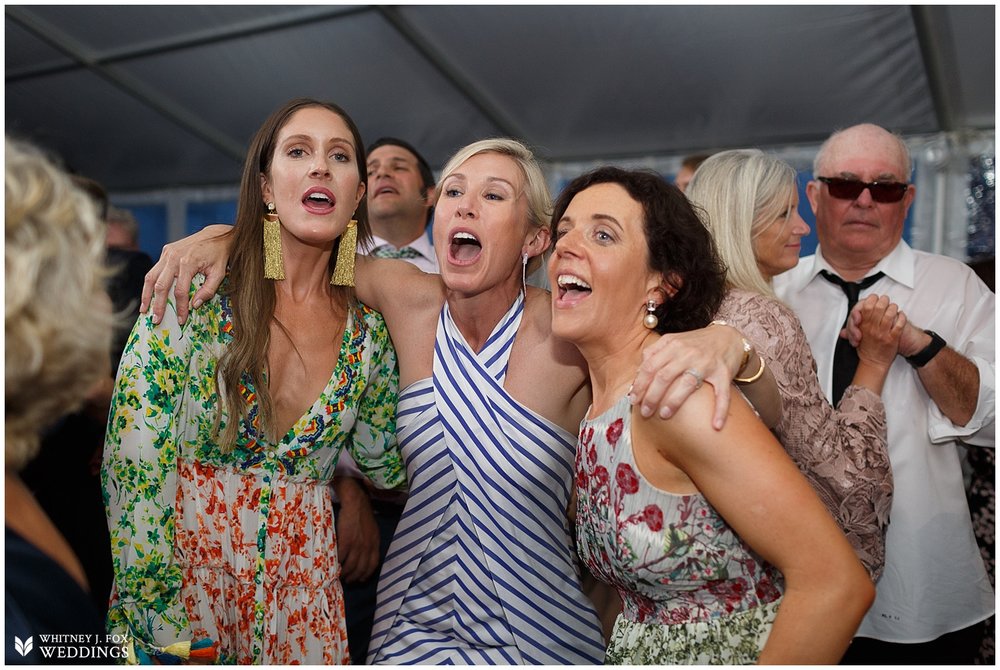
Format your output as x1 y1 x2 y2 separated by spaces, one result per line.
215 98 371 449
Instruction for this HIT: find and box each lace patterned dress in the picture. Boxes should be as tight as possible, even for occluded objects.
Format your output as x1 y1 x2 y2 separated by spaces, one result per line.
102 284 404 664
716 288 892 579
575 395 784 664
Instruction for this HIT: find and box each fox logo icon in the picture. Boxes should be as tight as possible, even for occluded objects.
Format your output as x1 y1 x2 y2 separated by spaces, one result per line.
14 636 34 657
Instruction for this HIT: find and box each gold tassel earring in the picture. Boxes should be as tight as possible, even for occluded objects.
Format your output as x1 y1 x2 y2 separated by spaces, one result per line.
331 219 358 286
263 202 284 280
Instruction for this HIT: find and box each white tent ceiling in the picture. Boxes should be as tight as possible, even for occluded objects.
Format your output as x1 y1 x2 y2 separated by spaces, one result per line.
5 4 995 192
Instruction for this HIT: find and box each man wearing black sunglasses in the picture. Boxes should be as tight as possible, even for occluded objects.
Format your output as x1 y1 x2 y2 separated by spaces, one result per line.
773 123 995 665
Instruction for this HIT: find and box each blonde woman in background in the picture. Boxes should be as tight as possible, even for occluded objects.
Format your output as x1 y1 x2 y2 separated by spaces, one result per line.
686 149 903 578
5 136 115 662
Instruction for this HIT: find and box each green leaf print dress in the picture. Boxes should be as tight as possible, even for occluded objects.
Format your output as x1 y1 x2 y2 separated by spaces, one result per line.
102 281 404 664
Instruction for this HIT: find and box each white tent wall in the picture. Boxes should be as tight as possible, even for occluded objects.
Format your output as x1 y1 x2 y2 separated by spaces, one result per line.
109 129 995 265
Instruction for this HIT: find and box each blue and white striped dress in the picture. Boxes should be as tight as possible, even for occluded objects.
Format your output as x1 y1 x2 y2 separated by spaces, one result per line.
367 293 606 664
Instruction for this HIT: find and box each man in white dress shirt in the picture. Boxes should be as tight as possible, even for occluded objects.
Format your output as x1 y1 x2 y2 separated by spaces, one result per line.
334 137 437 663
360 137 438 273
773 123 995 664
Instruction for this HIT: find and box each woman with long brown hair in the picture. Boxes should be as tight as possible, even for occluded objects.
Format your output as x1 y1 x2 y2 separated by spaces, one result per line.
102 98 404 664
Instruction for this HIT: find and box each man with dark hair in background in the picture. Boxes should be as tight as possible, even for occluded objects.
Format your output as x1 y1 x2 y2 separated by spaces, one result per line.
361 137 438 272
673 152 712 192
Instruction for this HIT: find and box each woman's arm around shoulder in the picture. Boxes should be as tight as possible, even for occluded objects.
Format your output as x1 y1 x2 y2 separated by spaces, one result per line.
630 302 782 429
142 224 233 325
354 254 443 318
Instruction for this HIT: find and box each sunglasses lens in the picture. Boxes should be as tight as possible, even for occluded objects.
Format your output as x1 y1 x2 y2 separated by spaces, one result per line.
823 178 907 203
870 183 908 203
826 180 865 200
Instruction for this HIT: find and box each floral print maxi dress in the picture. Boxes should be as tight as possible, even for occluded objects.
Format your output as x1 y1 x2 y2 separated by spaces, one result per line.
102 286 404 664
575 395 784 665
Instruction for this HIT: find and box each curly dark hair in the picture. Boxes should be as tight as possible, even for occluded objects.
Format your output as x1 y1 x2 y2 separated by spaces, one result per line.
550 166 727 334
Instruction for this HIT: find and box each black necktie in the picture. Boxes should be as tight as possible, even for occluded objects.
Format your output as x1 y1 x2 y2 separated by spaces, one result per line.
819 270 885 405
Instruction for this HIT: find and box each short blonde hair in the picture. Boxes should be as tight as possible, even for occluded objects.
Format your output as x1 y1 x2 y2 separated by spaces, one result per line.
5 137 113 470
438 138 552 273
686 149 798 298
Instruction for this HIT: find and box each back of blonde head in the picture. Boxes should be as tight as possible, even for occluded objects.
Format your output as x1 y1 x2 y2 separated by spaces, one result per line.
686 149 798 298
5 137 113 470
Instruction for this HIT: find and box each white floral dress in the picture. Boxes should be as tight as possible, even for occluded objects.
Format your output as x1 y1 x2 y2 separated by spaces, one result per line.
102 284 404 664
575 396 784 664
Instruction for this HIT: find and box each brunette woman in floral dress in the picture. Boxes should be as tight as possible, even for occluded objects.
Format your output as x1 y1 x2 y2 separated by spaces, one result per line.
102 99 403 664
550 167 874 664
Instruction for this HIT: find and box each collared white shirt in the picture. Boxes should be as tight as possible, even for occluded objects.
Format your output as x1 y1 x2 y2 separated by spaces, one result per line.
774 240 995 642
360 230 439 274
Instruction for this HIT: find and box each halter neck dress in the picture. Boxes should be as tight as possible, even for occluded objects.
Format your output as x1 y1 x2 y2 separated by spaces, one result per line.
368 293 605 664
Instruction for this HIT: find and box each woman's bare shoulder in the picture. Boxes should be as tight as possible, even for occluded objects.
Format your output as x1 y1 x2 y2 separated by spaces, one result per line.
509 287 591 432
358 256 445 314
640 383 773 461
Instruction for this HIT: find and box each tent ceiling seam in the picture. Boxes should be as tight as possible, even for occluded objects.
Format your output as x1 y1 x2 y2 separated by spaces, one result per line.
6 5 245 162
375 6 530 145
5 6 372 81
910 6 956 132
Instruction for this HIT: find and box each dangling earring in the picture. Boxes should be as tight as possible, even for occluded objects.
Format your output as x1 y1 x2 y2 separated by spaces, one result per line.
331 219 358 286
521 252 528 294
263 202 284 280
643 300 659 329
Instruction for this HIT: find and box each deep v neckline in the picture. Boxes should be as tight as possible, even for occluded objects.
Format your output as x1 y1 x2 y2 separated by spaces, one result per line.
440 291 524 384
235 305 357 452
273 308 354 445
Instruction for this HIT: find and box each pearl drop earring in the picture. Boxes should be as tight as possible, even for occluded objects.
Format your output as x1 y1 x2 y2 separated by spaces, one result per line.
643 300 659 329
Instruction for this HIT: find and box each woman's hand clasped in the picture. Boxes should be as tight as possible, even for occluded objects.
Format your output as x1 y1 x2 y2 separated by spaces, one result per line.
847 294 906 370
